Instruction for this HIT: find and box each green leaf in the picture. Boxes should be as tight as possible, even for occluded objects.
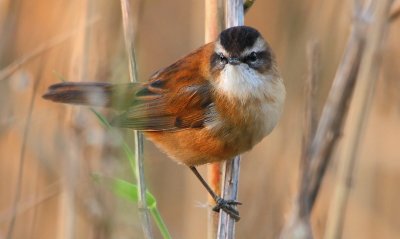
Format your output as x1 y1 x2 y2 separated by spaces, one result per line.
90 109 137 175
93 174 172 239
91 109 112 128
112 178 157 209
93 174 156 209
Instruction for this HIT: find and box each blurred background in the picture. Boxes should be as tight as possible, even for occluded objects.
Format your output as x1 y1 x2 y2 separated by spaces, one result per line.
0 0 399 238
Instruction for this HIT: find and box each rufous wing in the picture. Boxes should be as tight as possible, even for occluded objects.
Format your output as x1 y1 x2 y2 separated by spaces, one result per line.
111 69 214 131
43 43 216 132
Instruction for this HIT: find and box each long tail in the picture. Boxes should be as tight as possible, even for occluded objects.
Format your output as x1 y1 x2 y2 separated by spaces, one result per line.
42 82 138 109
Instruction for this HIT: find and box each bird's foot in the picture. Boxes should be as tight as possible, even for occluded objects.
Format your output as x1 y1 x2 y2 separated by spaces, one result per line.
212 197 242 221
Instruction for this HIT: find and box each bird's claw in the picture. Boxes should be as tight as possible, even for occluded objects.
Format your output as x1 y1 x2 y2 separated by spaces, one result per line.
212 197 242 221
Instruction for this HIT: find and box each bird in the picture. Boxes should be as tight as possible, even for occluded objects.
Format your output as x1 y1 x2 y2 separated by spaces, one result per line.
43 26 286 221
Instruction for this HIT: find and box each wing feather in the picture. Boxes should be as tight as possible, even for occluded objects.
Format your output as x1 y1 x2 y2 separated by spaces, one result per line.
110 44 216 131
111 84 213 131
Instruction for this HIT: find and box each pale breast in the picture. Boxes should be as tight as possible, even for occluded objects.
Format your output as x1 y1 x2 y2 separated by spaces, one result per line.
208 64 286 152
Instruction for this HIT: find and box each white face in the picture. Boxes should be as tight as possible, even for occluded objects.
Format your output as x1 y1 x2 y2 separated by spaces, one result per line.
216 63 274 101
212 37 275 102
207 52 286 146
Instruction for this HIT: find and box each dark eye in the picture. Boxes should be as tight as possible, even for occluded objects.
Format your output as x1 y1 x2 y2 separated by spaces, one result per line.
247 52 258 62
219 53 228 64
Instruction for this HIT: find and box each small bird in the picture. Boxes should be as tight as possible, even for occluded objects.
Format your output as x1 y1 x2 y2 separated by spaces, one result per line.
43 26 286 221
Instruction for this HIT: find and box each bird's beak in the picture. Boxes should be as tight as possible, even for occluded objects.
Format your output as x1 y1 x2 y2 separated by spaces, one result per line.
228 58 241 65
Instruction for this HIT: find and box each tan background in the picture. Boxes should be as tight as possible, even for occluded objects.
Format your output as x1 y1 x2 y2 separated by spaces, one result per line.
0 0 400 238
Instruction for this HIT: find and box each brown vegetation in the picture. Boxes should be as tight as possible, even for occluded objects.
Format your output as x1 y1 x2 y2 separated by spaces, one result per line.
1 0 400 238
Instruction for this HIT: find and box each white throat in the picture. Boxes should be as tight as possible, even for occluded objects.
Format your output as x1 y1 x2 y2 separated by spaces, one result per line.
210 63 286 147
216 64 273 101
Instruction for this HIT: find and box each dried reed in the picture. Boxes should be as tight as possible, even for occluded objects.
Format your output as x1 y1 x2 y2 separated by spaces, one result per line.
119 0 152 238
217 0 244 238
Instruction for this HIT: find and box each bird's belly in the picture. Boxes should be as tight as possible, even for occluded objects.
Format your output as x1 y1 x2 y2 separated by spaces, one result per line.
144 100 282 166
145 129 238 166
209 100 281 151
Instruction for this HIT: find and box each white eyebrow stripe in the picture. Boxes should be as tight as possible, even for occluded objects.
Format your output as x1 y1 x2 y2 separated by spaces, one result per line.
214 37 267 57
241 38 267 56
214 40 228 56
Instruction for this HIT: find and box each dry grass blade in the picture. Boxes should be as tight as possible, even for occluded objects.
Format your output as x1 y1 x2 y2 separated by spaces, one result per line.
324 0 394 238
301 11 367 212
301 40 319 168
119 0 152 238
280 2 374 239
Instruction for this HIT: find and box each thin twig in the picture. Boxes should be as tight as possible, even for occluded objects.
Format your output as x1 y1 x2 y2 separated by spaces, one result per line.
300 5 368 213
119 1 153 238
298 41 320 219
301 40 319 169
324 1 394 238
217 1 244 238
280 2 373 239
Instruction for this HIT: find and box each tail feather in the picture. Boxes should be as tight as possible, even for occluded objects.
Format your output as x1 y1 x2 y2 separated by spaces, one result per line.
43 82 138 109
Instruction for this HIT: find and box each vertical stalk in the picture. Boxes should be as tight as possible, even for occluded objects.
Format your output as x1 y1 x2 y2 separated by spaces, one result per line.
324 1 393 238
120 0 153 238
280 2 374 239
217 158 241 239
217 1 243 238
205 0 223 238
